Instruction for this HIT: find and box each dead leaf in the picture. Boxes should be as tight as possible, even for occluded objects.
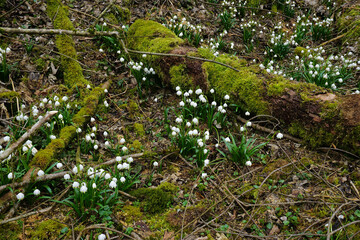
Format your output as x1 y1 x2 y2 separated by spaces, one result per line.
163 231 175 240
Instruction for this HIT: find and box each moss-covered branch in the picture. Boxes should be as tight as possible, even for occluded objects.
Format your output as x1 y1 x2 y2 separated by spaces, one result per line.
127 19 360 155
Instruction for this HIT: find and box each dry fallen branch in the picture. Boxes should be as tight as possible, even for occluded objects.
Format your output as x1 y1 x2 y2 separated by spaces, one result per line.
0 153 143 193
0 27 121 37
0 111 58 162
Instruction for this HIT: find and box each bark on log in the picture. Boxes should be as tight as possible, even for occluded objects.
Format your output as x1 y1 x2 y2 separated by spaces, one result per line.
127 19 360 156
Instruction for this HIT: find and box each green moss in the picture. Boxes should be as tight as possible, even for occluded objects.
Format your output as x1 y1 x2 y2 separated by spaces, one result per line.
121 205 143 224
0 91 20 101
131 182 178 214
294 46 309 57
30 139 65 168
127 99 138 115
133 123 145 136
46 0 88 87
35 58 47 71
31 219 67 240
169 64 193 89
0 223 21 240
112 5 131 22
200 50 268 114
267 78 321 97
59 126 77 145
338 9 360 46
130 139 142 151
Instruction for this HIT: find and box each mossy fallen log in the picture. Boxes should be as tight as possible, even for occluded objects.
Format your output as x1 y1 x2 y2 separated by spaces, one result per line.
127 19 360 155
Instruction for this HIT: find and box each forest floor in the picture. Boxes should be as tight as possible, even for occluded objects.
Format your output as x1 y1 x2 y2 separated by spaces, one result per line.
0 0 360 239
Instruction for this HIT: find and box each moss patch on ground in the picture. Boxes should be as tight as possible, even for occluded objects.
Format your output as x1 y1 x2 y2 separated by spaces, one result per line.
31 219 67 240
131 182 178 214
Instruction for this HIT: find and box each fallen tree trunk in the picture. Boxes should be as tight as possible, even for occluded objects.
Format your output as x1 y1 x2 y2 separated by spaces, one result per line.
126 19 360 156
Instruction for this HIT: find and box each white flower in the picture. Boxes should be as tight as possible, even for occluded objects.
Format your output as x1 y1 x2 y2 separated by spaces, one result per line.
176 90 182 96
123 163 130 169
154 98 158 102
76 128 82 133
34 189 41 196
22 145 28 152
224 137 231 142
3 136 10 142
72 181 80 188
58 114 63 120
246 121 252 127
153 161 159 167
338 215 344 220
105 173 111 179
98 234 106 240
50 135 56 140
62 96 68 101
120 57 125 62
176 117 183 123
103 131 108 137
80 185 88 193
245 111 250 116
204 159 209 167
245 161 252 167
37 170 45 177
192 118 199 125
122 146 128 152
72 166 79 174
240 127 245 132
104 141 110 147
198 141 204 147
179 101 185 107
127 157 133 163
92 183 97 189
94 145 99 150
120 177 126 183
116 156 122 162
211 101 217 106
224 94 230 100
99 48 103 53
56 163 63 169
117 163 124 170
195 89 202 95
16 193 25 200
91 117 96 123
172 131 177 136
201 173 207 179
109 181 117 188
87 84 91 89
104 100 109 107
7 172 13 179
276 133 284 139
42 98 48 103
55 101 60 107
120 138 126 144
186 122 191 127
176 86 181 91
64 174 71 180
210 89 215 93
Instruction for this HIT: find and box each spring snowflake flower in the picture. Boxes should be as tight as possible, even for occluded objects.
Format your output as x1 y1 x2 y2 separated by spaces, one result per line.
56 163 63 169
3 136 10 142
204 159 209 167
120 138 126 144
22 145 28 152
276 133 284 139
62 96 68 101
7 172 13 179
50 135 56 140
109 181 117 188
120 177 126 183
224 94 230 100
104 141 110 147
224 137 231 142
240 127 245 132
85 135 91 142
176 86 181 91
245 111 250 116
246 121 252 127
192 118 199 125
195 89 202 95
87 84 91 89
127 157 133 163
76 128 82 133
153 161 159 167
91 117 96 123
37 170 45 177
198 141 204 147
338 215 344 220
55 101 60 107
186 122 191 127
58 114 63 120
154 98 158 102
172 131 177 136
34 189 41 196
120 57 125 62
92 183 97 189
201 173 207 179
80 184 88 193
179 101 185 107
64 174 71 180
122 146 128 152
116 156 122 162
104 100 109 107
72 182 80 188
16 193 25 200
176 117 183 123
105 173 111 180
245 161 252 167
103 131 108 137
94 145 99 150
98 234 106 240
204 149 208 154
